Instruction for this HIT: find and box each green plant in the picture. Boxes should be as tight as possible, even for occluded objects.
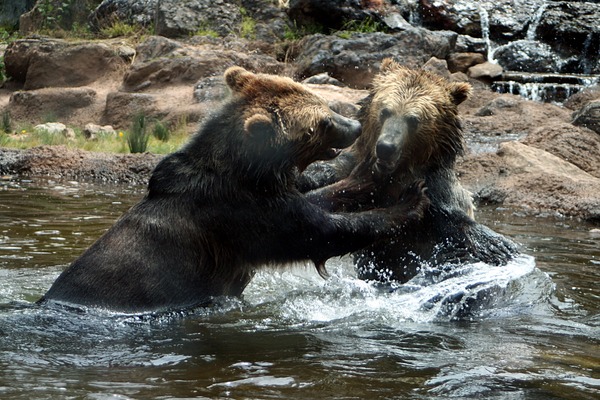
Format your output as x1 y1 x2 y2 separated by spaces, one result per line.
100 20 139 38
2 112 12 134
152 120 170 142
239 7 256 39
194 27 219 38
339 16 382 35
127 113 150 153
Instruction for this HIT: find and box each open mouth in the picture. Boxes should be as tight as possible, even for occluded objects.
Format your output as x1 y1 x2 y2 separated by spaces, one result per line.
375 159 395 174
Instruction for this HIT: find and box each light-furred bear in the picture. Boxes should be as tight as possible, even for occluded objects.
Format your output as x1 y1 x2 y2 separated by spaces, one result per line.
38 66 429 313
301 59 519 284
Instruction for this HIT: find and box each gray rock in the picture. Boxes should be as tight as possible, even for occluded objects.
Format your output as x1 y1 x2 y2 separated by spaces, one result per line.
572 100 600 135
294 28 456 89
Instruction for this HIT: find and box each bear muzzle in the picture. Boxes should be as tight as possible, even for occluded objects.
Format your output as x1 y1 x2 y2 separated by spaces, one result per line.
374 117 408 175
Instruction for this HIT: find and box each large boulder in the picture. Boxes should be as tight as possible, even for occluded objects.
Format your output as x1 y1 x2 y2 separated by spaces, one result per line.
122 35 285 91
4 38 133 90
459 141 600 221
8 87 97 121
90 0 291 42
293 28 456 89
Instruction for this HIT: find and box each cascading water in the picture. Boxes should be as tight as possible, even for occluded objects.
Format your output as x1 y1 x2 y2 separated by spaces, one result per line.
485 1 598 103
526 1 548 41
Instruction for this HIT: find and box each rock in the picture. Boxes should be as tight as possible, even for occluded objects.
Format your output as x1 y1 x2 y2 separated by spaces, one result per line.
492 40 572 73
302 73 344 87
447 52 485 73
8 87 97 121
467 61 502 81
563 85 600 111
0 0 36 29
537 1 600 74
33 122 74 139
4 38 129 90
454 34 487 54
84 123 117 140
420 0 547 40
459 141 600 221
294 28 456 89
91 0 291 42
122 35 284 90
572 100 600 136
286 0 395 31
89 0 158 31
422 57 451 79
193 76 228 104
0 145 163 184
102 92 159 129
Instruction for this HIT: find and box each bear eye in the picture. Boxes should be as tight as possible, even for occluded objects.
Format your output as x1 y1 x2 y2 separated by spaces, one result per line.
405 115 419 131
318 116 333 131
379 108 392 121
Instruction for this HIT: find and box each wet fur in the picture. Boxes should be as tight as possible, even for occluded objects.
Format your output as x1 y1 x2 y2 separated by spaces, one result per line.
302 60 519 283
39 66 429 312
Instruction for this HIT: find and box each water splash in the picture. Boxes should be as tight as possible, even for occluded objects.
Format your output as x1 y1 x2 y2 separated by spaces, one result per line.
244 255 551 325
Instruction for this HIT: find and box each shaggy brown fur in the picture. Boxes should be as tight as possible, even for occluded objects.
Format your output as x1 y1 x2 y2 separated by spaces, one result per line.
303 59 518 283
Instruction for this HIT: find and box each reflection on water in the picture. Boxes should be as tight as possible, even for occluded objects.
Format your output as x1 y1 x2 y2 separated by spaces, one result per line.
0 177 599 399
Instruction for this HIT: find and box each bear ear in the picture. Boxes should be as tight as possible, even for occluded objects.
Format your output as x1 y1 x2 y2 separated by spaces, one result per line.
244 113 275 140
224 66 254 93
380 58 400 73
449 82 472 105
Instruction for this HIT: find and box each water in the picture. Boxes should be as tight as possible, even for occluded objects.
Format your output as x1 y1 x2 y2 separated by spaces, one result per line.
1 177 599 399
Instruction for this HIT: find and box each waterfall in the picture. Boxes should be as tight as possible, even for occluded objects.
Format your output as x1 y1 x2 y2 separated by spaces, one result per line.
579 33 594 75
479 6 495 62
526 2 548 41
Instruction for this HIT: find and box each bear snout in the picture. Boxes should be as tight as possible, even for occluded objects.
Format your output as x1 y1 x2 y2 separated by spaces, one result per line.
329 113 361 149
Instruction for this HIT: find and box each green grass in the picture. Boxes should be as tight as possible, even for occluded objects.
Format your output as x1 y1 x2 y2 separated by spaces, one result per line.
0 123 189 154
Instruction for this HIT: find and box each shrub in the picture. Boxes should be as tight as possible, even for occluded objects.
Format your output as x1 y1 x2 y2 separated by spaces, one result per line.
2 111 12 134
152 120 170 142
127 113 150 153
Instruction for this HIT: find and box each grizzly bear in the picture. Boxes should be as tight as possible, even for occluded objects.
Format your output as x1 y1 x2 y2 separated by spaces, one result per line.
301 59 519 283
38 66 429 313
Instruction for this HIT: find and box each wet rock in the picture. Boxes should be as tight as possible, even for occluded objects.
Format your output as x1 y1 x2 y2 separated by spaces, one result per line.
537 1 600 74
294 28 456 89
492 40 572 73
572 100 600 136
4 38 129 90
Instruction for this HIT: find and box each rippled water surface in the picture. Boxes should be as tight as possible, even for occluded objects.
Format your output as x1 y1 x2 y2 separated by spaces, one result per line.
0 177 598 399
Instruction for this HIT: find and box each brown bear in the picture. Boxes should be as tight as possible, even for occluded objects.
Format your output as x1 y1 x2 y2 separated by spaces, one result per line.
301 59 519 284
37 66 429 313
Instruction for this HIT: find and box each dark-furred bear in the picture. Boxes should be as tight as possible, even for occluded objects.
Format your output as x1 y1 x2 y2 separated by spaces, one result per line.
38 66 429 313
301 59 519 284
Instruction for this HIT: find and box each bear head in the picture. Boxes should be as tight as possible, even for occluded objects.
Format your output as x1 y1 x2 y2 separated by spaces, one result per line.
224 66 361 172
355 58 472 177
